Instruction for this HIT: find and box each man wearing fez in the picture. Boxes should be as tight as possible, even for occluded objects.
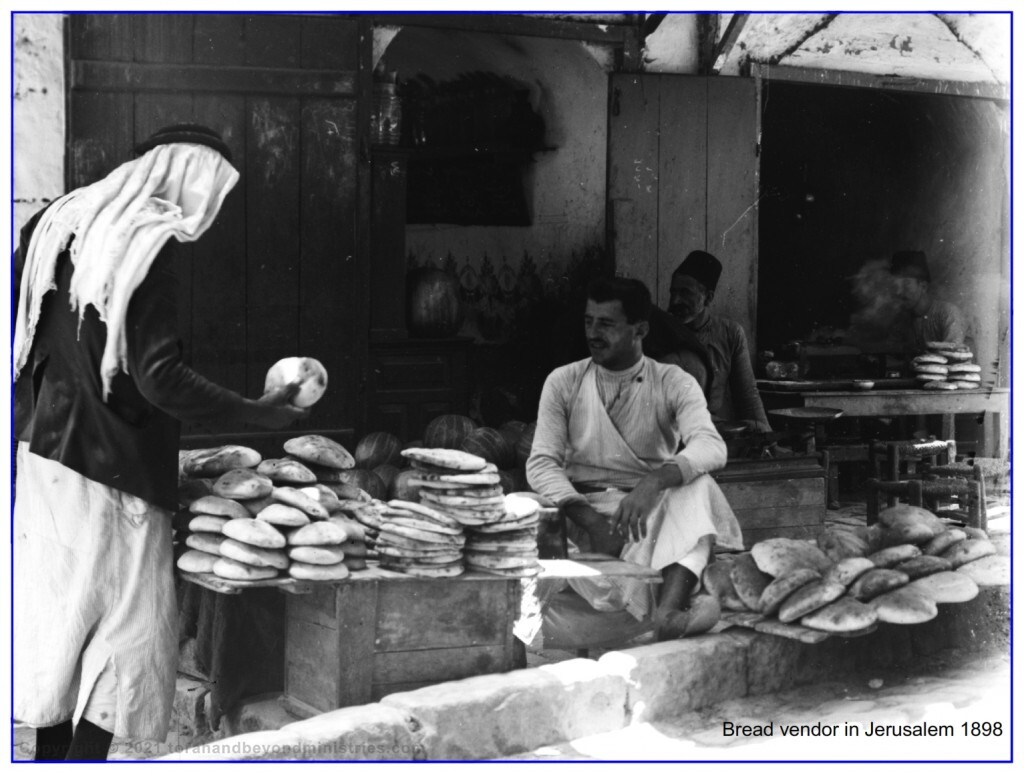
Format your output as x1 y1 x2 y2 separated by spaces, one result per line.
668 250 771 432
891 250 968 351
13 124 308 760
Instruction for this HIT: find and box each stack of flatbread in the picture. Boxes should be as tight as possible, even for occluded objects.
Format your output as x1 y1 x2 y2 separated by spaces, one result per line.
913 342 982 391
403 447 509 528
462 493 543 578
374 499 466 577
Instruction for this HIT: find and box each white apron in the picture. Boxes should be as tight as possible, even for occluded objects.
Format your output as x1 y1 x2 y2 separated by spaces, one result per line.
564 364 743 619
13 444 179 741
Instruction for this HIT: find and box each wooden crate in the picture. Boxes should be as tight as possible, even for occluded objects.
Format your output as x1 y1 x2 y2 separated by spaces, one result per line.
713 455 827 548
283 575 521 716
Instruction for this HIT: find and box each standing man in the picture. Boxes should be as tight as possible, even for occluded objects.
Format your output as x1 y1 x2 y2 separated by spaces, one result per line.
527 276 744 641
891 250 968 351
669 250 771 433
13 125 309 760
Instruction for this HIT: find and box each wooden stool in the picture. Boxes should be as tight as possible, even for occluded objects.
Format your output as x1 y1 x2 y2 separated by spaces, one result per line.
865 477 984 529
869 437 956 506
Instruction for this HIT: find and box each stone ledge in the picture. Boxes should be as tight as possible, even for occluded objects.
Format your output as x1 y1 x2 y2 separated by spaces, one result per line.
380 657 627 760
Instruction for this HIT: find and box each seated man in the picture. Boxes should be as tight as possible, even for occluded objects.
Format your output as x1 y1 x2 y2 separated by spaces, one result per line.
891 250 969 351
526 276 744 640
669 250 771 432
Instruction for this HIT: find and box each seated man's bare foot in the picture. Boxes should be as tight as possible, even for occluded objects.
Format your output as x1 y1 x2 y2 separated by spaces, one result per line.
654 595 721 641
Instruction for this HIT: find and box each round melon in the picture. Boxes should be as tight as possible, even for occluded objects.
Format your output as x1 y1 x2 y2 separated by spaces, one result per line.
423 414 477 449
391 468 423 500
336 469 387 500
372 463 400 493
515 422 537 466
354 431 403 469
498 419 527 448
460 427 516 469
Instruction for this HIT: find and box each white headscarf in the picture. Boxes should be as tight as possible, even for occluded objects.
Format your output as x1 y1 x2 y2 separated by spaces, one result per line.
13 142 239 399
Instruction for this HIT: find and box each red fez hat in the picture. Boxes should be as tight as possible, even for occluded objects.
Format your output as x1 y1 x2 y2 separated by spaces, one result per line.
672 250 723 292
891 250 931 282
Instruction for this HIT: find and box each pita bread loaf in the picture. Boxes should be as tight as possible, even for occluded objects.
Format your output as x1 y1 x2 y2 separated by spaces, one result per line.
177 549 220 574
951 381 982 390
222 518 287 549
220 538 290 570
847 568 910 601
801 597 878 632
288 560 351 581
867 544 921 568
729 553 772 611
907 570 979 603
702 557 749 612
182 445 261 477
924 380 958 391
822 557 875 587
912 354 948 365
185 532 228 554
877 505 945 545
946 362 981 373
264 356 328 408
777 581 846 624
941 538 997 568
312 484 345 513
270 487 329 520
751 538 832 577
925 341 968 352
257 503 311 528
287 545 346 565
956 554 1010 586
213 557 279 581
188 515 229 534
283 435 355 470
401 447 488 471
287 521 350 546
393 562 467 578
893 554 953 580
241 495 275 516
189 495 251 519
913 363 949 375
922 528 967 556
871 586 938 624
213 469 273 500
758 568 822 615
257 458 317 484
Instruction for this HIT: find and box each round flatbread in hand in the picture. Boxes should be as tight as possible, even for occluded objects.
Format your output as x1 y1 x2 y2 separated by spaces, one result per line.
177 549 220 574
284 435 355 470
264 356 328 408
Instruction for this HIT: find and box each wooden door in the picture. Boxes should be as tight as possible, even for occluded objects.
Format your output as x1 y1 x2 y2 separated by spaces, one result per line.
607 74 759 347
67 13 369 449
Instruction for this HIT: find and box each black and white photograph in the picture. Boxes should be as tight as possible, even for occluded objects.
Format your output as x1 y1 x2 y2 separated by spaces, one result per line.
6 3 1015 767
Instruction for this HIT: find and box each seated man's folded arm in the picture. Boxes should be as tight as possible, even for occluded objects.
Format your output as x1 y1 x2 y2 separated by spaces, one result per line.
526 368 588 508
666 368 727 483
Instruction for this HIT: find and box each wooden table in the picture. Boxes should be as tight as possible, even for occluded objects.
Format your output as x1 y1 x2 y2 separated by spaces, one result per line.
759 387 1009 456
181 558 662 717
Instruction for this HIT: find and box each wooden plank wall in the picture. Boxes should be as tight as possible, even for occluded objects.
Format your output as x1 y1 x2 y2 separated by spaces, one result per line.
67 14 364 447
608 73 759 347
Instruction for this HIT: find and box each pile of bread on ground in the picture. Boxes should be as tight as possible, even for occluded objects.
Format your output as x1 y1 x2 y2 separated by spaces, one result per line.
175 442 541 583
704 503 1006 635
912 341 983 391
175 435 369 583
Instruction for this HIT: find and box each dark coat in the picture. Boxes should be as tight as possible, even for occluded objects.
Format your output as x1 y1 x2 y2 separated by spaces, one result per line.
14 209 247 511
